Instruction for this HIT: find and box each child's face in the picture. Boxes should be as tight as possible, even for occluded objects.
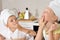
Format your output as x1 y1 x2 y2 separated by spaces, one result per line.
42 8 58 30
7 16 18 29
42 8 58 22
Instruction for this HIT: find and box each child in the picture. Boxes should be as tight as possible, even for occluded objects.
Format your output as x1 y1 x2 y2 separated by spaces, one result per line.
0 9 36 40
35 0 60 40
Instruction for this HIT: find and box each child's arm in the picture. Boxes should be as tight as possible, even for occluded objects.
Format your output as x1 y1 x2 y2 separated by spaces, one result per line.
0 34 5 40
19 37 26 40
17 25 36 36
35 27 43 40
48 31 60 40
47 22 59 40
35 16 46 40
48 31 54 40
53 34 60 40
12 37 26 40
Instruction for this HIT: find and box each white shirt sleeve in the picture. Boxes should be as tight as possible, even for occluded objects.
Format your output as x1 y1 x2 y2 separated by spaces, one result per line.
25 34 34 40
0 25 11 39
18 31 34 40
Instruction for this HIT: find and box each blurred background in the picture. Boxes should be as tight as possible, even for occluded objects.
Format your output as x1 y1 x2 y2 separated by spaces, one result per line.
0 0 52 18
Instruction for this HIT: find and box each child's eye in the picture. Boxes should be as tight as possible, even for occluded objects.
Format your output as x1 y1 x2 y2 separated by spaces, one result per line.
10 20 13 22
10 18 17 22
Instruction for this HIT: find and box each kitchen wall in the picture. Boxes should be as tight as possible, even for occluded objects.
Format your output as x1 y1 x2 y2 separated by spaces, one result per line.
2 0 51 17
0 0 2 12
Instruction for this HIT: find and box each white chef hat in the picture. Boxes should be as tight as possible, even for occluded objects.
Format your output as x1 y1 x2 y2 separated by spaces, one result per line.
48 0 60 21
0 9 16 25
11 8 18 17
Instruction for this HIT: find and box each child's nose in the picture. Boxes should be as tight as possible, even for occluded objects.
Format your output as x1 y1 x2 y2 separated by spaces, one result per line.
13 20 17 24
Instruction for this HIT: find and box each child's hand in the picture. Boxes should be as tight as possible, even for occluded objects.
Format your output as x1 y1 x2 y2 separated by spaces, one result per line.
17 25 36 36
48 22 58 33
12 37 26 40
39 16 47 30
28 30 36 36
19 37 26 40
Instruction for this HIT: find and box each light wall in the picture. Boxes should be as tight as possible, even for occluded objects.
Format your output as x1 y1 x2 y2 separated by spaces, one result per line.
2 0 51 17
0 0 2 12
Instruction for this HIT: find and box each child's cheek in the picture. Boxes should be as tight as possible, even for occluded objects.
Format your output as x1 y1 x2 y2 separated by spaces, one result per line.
14 24 18 27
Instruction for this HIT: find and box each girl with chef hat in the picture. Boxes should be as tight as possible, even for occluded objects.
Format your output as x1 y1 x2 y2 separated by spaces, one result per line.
0 9 36 40
35 0 60 40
